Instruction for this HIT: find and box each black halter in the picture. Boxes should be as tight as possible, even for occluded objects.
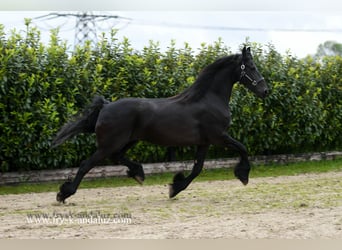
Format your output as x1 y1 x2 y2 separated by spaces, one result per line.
240 64 264 86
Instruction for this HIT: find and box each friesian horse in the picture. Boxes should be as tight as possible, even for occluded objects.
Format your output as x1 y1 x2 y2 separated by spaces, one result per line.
52 46 269 203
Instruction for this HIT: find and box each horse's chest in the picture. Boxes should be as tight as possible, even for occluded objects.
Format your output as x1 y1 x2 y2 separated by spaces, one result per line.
200 107 231 129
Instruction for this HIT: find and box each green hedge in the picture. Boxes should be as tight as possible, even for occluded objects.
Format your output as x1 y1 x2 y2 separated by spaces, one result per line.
0 23 341 172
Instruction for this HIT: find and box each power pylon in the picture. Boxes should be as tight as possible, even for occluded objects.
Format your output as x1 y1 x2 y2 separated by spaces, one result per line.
34 12 130 50
74 12 98 48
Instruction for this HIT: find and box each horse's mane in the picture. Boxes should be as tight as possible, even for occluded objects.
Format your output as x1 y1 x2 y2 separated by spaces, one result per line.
172 54 241 103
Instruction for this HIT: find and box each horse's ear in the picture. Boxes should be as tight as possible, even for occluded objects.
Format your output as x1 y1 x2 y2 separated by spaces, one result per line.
242 46 247 58
242 46 251 60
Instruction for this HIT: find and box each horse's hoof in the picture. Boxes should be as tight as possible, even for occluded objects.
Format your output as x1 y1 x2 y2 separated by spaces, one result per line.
133 175 144 185
169 183 183 198
169 184 176 198
236 175 249 185
234 167 250 186
127 170 145 185
241 179 249 185
56 192 66 203
168 172 186 198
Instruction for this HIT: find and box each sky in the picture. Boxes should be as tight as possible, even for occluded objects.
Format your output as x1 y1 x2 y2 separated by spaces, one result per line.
0 1 342 58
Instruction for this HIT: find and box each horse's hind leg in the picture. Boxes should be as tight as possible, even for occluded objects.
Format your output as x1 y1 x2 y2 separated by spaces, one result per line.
169 145 208 198
111 142 145 184
57 149 108 203
120 157 145 184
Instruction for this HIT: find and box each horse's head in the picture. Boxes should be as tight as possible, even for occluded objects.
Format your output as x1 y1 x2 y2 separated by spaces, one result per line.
239 47 269 98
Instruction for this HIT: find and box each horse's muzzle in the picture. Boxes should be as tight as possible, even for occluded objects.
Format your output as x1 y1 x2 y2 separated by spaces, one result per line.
262 88 269 98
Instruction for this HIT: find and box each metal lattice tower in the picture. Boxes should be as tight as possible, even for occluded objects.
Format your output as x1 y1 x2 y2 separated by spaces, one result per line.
74 12 97 48
33 12 129 50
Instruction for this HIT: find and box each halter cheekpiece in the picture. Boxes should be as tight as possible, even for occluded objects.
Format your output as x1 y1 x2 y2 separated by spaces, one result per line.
240 63 264 86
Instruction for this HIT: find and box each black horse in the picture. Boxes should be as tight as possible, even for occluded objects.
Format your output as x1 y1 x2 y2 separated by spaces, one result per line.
52 46 269 203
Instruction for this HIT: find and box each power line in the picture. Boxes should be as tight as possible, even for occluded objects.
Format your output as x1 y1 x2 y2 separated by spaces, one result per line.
34 12 131 21
30 12 342 50
33 12 342 35
128 18 342 33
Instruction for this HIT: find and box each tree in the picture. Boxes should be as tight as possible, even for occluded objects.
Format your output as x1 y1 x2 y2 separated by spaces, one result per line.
316 40 342 57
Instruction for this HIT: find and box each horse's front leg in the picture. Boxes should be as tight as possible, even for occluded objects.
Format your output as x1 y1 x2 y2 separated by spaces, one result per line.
169 145 208 198
219 133 250 185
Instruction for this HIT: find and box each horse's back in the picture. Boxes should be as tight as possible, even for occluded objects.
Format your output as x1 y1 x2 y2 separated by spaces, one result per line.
94 97 199 146
96 98 143 125
96 97 164 139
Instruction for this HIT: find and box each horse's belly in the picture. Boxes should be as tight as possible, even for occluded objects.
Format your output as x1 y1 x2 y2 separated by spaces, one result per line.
141 119 201 146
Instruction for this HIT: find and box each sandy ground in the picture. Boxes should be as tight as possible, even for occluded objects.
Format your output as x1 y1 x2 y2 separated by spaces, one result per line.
1 171 342 239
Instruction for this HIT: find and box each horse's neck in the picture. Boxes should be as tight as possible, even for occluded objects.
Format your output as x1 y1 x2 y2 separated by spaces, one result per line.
208 68 236 104
172 60 238 104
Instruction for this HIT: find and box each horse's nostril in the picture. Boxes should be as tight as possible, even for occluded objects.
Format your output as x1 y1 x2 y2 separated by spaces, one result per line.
264 89 269 96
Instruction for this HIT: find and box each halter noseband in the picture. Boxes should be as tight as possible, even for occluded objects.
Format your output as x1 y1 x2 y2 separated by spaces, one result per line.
240 64 264 86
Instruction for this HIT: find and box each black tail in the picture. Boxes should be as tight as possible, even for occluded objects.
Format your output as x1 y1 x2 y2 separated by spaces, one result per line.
52 96 110 148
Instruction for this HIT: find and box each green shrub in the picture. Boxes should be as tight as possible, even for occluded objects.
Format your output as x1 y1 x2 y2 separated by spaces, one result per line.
0 23 341 172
